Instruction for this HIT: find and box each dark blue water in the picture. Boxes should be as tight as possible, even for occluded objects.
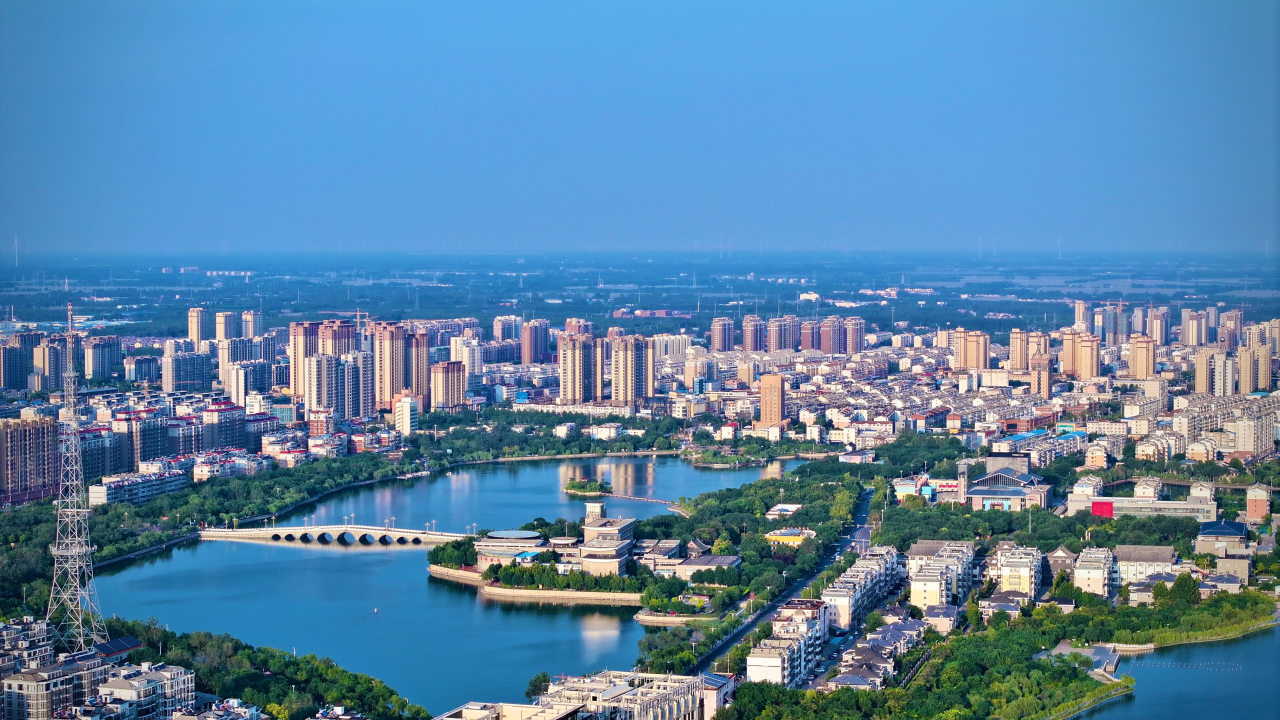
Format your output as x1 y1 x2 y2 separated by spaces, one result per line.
1085 627 1278 720
97 458 786 714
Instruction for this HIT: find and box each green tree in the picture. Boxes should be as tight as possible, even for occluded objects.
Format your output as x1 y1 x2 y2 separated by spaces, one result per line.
525 671 550 701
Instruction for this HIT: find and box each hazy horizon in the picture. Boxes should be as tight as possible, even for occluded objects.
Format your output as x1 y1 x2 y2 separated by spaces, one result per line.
3 1 1278 257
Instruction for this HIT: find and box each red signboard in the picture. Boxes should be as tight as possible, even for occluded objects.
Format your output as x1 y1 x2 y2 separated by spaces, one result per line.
1091 501 1114 518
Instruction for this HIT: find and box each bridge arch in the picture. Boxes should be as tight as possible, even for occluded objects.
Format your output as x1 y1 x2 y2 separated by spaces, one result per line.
337 532 355 546
284 533 296 541
318 532 333 544
358 533 375 545
411 537 422 545
396 536 408 545
300 533 314 543
378 535 393 545
271 533 281 541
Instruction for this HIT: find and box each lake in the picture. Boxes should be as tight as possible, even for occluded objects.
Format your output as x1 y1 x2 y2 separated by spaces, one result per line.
1085 627 1279 720
96 457 789 714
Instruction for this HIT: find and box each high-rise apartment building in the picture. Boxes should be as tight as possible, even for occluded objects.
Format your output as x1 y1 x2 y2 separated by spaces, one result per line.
1029 332 1050 361
408 333 432 398
31 343 63 391
304 354 340 418
123 356 160 383
0 418 59 506
187 308 213 343
111 410 166 472
611 336 654 407
742 316 766 352
798 321 819 351
1060 331 1079 378
319 319 358 357
522 319 551 365
1219 309 1243 350
564 318 595 338
287 321 321 396
1213 356 1236 396
1075 334 1100 379
225 360 272 407
1183 311 1207 346
1147 307 1169 346
161 352 213 393
1029 355 1052 400
819 316 846 355
558 334 597 404
216 338 255 386
1008 329 1029 372
450 336 483 380
1194 349 1217 394
844 317 865 354
1129 335 1155 380
215 312 241 340
493 315 523 342
766 318 787 353
430 361 466 412
1073 301 1090 330
340 352 375 419
241 310 263 339
83 336 121 381
710 318 734 352
370 322 406 410
1237 346 1266 395
951 329 990 371
759 374 786 426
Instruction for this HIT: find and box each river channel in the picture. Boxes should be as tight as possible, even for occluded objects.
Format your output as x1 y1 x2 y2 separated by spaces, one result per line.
97 457 790 714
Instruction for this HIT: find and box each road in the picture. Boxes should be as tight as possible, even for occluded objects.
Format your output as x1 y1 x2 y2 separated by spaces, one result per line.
694 487 873 674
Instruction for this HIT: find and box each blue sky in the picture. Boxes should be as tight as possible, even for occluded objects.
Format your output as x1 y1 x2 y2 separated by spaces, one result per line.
1 1 1276 256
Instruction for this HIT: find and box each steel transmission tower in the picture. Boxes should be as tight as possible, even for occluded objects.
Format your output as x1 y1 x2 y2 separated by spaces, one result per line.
46 303 108 651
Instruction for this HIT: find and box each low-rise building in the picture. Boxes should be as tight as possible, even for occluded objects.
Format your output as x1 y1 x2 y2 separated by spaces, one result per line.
1073 547 1115 596
536 671 700 720
87 472 189 508
1114 545 1176 585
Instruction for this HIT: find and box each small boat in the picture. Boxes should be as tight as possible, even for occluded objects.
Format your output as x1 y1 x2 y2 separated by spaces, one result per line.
374 608 378 614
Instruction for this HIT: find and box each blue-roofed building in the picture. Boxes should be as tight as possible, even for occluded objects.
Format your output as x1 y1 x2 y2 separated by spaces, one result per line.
962 467 1050 511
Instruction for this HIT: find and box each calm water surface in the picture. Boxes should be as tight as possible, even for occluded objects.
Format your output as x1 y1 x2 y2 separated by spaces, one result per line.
1085 627 1278 720
97 458 787 714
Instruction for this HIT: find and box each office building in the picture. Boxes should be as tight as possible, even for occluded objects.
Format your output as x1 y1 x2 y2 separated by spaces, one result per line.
710 317 734 352
430 361 466 412
558 334 597 404
241 310 263 338
521 319 551 364
370 322 406 410
492 315 522 342
0 419 59 506
83 336 121 381
1129 335 1155 379
759 374 786 426
742 315 766 352
611 336 654 407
